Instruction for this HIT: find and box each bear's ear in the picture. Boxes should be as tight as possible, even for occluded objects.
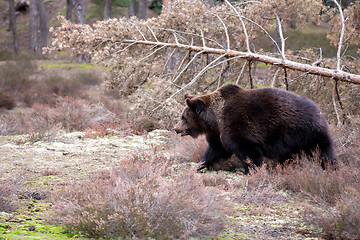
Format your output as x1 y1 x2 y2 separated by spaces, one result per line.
186 98 205 115
184 94 195 100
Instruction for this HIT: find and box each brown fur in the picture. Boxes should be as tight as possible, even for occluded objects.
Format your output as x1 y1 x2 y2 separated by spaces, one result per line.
174 84 336 174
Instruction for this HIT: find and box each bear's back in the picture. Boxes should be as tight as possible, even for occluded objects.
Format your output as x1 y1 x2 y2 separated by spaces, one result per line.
218 84 320 120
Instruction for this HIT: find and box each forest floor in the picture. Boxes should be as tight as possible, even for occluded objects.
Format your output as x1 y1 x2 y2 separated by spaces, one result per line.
0 128 322 240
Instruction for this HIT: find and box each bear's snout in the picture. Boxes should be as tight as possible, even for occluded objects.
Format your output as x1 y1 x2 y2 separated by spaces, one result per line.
173 122 182 134
174 123 188 136
173 127 181 134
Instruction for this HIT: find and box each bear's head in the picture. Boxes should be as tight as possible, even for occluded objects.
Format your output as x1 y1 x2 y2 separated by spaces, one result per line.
174 94 215 138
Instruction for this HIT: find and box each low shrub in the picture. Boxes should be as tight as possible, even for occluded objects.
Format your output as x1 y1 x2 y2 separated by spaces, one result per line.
51 153 224 239
0 58 37 93
0 96 116 137
0 91 15 110
305 189 360 240
0 181 17 213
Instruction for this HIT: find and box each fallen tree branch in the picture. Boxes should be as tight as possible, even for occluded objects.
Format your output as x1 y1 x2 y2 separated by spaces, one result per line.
123 39 360 85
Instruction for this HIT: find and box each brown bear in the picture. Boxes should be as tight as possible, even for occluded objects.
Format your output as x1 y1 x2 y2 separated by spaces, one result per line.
174 84 336 174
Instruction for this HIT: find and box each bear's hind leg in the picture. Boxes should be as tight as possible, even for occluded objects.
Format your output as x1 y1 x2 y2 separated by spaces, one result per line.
227 141 264 174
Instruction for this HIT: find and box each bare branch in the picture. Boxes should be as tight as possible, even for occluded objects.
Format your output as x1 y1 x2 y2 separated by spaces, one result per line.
233 1 262 7
215 14 230 50
163 48 177 73
229 14 282 56
158 27 224 50
248 60 253 89
115 41 138 54
145 23 159 42
152 53 228 112
332 86 341 126
123 39 360 84
334 80 346 124
130 22 147 41
172 30 179 44
200 29 206 48
236 61 247 85
271 68 281 88
139 45 167 61
275 13 286 60
332 0 345 71
283 67 288 90
173 50 191 79
312 48 323 66
171 50 206 84
224 0 250 52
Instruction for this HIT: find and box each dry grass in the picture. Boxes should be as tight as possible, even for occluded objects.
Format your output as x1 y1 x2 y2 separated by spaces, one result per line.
50 152 225 239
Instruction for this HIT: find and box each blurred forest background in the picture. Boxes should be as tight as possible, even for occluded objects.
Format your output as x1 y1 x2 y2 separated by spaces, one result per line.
1 0 360 239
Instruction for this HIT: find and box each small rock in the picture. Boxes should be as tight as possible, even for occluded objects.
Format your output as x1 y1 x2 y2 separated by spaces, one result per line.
28 225 36 231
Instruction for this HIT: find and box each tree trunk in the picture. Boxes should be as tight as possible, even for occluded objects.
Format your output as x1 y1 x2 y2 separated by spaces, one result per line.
123 39 360 84
74 0 86 62
29 0 39 54
128 1 135 17
138 0 147 19
128 0 148 19
288 15 296 29
74 0 84 24
38 0 47 54
9 0 19 54
205 0 216 7
104 0 112 20
66 0 74 21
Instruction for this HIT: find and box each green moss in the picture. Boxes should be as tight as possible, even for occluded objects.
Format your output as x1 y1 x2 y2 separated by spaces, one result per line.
59 52 68 56
256 62 271 68
39 62 95 70
218 230 251 239
0 202 88 239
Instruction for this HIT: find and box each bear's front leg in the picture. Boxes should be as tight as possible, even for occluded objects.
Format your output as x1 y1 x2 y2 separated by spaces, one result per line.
221 134 264 174
197 135 232 171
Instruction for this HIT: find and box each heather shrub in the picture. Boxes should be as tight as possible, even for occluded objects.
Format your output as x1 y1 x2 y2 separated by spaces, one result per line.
51 153 224 239
23 70 102 107
0 58 37 106
0 96 116 137
44 72 101 98
54 97 115 131
236 165 287 207
275 155 341 205
306 186 360 240
0 91 15 110
0 59 37 93
0 181 17 213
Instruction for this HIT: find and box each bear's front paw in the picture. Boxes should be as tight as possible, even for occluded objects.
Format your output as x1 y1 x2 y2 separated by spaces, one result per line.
196 162 207 172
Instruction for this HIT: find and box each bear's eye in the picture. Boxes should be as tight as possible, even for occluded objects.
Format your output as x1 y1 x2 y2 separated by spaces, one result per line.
181 116 187 123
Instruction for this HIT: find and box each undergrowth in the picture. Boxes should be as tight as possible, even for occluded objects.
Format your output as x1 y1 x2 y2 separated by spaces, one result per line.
0 180 17 213
172 117 360 240
50 152 225 239
235 120 360 240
